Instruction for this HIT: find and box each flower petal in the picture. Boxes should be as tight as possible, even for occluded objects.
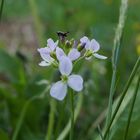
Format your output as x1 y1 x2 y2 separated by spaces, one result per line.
68 74 83 92
56 47 66 61
85 41 91 50
93 53 107 59
50 81 67 101
39 61 50 66
47 38 58 51
90 39 100 52
59 56 72 76
37 47 52 62
80 36 89 44
68 48 80 61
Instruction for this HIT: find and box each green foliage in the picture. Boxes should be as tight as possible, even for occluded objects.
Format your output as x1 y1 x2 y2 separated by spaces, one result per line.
110 80 140 140
1 0 140 140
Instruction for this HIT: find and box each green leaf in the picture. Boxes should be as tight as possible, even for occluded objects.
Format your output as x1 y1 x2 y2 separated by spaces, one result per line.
109 79 140 140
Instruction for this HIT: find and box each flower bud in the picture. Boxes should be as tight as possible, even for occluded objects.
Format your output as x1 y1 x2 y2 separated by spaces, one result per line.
65 40 72 48
77 43 85 51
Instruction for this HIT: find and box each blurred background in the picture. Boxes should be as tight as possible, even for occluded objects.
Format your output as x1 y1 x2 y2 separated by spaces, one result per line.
0 0 140 140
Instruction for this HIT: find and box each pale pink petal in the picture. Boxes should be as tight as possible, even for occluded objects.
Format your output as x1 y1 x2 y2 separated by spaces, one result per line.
93 53 107 59
90 39 100 52
56 47 66 61
50 81 67 101
59 56 72 76
68 74 83 91
68 48 80 61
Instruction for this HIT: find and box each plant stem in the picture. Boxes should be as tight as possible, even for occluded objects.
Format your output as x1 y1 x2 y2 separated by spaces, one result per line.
104 56 140 139
124 74 140 140
55 100 66 139
45 99 56 140
69 90 74 140
57 93 83 140
0 0 4 22
105 0 128 139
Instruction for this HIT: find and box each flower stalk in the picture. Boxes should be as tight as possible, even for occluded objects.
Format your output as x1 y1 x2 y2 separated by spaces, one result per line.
70 90 74 140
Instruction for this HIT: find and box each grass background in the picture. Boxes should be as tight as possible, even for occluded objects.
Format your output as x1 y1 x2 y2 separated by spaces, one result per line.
0 0 140 140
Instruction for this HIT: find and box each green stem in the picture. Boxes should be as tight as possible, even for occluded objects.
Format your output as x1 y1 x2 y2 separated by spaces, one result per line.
104 56 140 139
73 56 85 67
54 100 66 139
124 73 140 140
69 90 74 140
0 0 4 22
45 99 56 140
57 93 83 140
105 69 116 128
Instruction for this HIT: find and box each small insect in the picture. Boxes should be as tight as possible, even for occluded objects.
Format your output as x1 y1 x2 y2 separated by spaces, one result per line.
57 31 69 42
57 31 69 37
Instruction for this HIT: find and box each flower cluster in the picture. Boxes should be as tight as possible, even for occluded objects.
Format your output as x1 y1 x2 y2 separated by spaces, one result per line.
38 35 107 101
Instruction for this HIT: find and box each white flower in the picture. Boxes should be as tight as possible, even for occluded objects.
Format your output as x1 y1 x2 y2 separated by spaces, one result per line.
80 36 107 60
50 56 83 101
56 47 80 61
38 38 58 66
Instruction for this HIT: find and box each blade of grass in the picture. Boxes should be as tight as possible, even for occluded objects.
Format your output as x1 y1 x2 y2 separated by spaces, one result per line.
28 0 44 47
105 0 128 139
104 56 140 139
97 125 104 140
124 73 140 140
12 86 50 140
0 0 4 22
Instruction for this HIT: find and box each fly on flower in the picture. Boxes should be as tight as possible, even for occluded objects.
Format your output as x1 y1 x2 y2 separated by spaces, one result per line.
57 31 69 42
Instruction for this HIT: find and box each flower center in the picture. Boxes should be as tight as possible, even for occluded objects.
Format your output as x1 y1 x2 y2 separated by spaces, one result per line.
61 75 68 83
85 50 93 57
